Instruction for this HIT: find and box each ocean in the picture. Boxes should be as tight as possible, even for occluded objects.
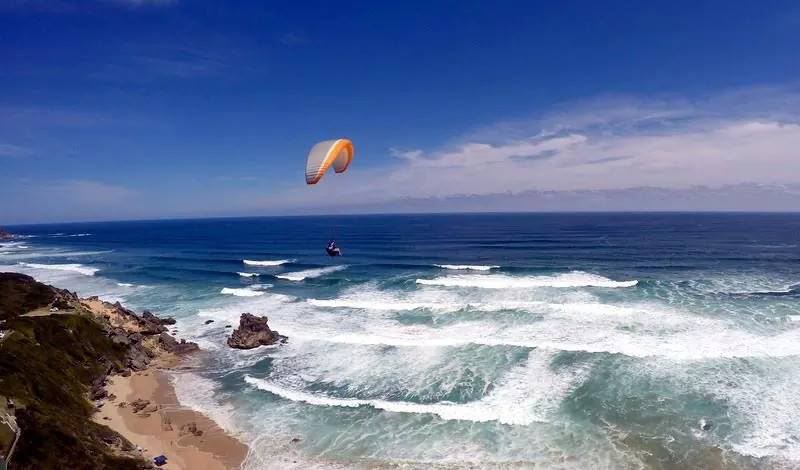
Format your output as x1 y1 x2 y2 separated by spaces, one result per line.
2 213 800 469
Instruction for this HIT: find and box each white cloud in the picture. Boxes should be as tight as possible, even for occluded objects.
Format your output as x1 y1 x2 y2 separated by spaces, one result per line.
262 85 800 210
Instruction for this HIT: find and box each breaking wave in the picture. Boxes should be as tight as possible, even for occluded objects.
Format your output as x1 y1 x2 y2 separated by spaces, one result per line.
19 262 99 276
434 264 499 271
243 259 293 266
275 265 347 281
220 285 271 297
245 349 582 426
237 272 261 278
417 271 638 289
48 233 92 237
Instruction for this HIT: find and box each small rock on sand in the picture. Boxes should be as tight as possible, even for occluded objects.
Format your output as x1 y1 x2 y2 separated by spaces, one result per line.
130 398 151 413
179 421 204 437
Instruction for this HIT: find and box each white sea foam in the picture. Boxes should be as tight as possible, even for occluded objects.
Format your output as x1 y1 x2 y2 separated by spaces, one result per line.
117 282 135 287
307 285 667 316
243 259 293 266
19 262 99 276
0 242 29 250
416 271 638 289
49 232 91 237
723 363 800 461
435 264 499 271
238 272 260 278
197 292 296 324
272 296 800 360
171 372 238 435
246 348 587 425
221 286 268 297
1 262 130 303
636 358 800 462
0 249 112 260
198 286 800 360
687 274 799 296
308 298 440 311
276 265 347 281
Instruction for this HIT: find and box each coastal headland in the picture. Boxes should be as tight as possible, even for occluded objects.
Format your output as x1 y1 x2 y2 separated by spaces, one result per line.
0 272 247 469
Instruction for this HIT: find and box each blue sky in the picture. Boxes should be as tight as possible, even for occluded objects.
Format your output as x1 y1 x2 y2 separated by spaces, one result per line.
2 0 800 223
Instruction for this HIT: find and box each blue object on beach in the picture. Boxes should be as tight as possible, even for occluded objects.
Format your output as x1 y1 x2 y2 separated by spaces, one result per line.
154 455 168 466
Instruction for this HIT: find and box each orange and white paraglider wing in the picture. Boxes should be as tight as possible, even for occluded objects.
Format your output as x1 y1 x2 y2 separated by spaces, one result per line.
305 139 354 185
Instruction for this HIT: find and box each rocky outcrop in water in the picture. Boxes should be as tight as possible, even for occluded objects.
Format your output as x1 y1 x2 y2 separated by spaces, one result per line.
226 313 286 349
0 228 13 240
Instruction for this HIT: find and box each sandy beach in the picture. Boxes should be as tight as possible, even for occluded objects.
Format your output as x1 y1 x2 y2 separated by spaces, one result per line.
77 296 249 470
95 366 247 470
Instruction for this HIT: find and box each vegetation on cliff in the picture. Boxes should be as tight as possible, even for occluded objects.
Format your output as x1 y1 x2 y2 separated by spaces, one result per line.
0 273 153 469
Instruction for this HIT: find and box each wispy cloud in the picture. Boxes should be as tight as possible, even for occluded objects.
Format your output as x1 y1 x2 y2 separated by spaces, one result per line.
0 0 79 13
102 0 178 6
91 43 231 82
48 179 136 205
0 106 111 128
0 179 139 224
277 32 309 46
0 0 177 13
0 144 33 158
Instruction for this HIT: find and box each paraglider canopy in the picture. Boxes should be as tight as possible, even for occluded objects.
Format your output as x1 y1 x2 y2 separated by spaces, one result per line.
305 139 354 185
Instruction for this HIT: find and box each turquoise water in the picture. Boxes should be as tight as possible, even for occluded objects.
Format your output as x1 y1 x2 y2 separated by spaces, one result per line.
2 214 800 468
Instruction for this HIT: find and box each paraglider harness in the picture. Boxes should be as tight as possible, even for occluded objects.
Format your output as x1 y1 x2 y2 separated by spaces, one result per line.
326 240 342 257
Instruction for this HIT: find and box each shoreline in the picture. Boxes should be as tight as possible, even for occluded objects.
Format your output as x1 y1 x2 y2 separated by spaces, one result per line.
94 367 247 470
79 298 248 470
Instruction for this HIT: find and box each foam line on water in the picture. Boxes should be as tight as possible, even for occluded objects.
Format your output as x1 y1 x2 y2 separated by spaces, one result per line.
19 262 98 276
246 350 585 426
1 262 131 303
416 271 638 289
0 242 29 249
49 233 92 237
273 306 800 360
276 265 347 281
194 289 800 360
237 272 260 277
243 259 293 266
434 264 499 271
221 285 271 297
307 298 451 311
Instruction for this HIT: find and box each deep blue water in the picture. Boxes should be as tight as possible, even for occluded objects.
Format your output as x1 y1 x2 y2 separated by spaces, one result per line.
3 213 800 469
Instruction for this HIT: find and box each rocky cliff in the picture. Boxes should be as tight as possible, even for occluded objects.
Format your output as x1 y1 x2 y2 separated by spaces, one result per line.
0 273 197 469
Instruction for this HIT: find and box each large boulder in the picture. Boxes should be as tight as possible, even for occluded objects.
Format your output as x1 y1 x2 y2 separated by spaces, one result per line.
142 310 176 326
136 309 175 335
227 313 286 350
158 333 199 355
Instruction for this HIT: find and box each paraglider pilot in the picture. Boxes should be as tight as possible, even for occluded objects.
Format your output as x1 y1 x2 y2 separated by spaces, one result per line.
326 240 342 257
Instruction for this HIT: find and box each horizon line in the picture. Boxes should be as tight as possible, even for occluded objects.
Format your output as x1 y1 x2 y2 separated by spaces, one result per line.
5 209 800 228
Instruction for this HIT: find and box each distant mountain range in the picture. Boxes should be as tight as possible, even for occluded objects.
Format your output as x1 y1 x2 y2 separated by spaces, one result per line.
290 183 800 215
